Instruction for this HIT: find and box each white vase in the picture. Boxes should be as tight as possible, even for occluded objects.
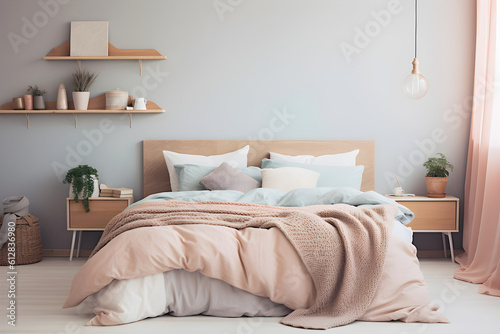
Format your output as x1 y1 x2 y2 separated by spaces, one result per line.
69 175 99 199
72 91 90 110
56 83 68 110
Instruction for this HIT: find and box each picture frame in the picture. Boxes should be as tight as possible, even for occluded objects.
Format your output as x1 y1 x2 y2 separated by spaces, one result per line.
70 21 109 57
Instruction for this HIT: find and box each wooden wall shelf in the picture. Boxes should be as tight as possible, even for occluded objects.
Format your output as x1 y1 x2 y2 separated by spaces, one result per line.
0 109 163 114
2 38 168 128
43 40 166 60
43 40 166 75
0 94 164 113
0 94 164 128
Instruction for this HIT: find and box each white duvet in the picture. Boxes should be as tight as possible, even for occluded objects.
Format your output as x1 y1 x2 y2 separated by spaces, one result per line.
77 270 291 323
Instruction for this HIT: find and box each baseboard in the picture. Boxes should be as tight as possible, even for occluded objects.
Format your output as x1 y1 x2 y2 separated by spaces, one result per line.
42 249 92 257
417 249 464 258
42 249 464 259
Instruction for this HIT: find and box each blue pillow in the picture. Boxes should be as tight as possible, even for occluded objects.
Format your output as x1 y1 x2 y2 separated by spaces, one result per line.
174 164 262 191
261 159 364 190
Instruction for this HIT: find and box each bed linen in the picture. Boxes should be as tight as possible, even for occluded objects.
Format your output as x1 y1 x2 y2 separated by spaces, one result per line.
260 166 320 191
65 188 446 329
131 188 414 242
174 164 262 191
129 187 414 223
269 149 359 165
261 159 364 190
75 230 433 326
69 200 396 329
129 188 414 242
77 269 293 322
163 145 249 192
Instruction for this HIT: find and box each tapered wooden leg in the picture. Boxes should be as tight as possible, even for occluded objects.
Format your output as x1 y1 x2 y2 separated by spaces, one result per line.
76 231 82 258
446 232 455 263
69 231 76 261
442 233 448 258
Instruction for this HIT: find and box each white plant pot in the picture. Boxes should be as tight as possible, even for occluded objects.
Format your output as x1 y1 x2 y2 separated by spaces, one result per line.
69 175 99 199
73 91 90 110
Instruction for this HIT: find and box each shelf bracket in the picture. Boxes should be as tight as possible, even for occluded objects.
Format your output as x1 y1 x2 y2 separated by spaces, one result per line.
25 113 30 129
138 60 142 76
77 60 82 72
73 113 78 128
129 112 133 128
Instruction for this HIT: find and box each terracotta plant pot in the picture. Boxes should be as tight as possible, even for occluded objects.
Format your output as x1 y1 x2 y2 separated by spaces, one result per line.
24 94 33 110
73 91 90 110
425 176 448 198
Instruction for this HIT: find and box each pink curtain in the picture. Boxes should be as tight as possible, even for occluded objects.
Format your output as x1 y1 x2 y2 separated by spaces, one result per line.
454 0 500 296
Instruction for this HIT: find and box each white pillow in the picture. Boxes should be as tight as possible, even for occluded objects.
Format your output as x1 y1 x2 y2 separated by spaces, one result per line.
261 167 320 193
163 145 250 192
269 150 359 166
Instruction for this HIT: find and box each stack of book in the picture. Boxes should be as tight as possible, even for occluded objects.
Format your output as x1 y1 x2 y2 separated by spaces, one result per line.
100 184 133 198
111 188 133 198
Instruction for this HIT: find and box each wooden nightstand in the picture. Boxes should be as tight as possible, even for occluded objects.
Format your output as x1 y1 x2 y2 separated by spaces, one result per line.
387 195 459 262
66 197 133 261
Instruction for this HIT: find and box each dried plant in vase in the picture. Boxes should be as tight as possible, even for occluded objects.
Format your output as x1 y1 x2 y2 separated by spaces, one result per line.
72 69 98 110
27 85 46 110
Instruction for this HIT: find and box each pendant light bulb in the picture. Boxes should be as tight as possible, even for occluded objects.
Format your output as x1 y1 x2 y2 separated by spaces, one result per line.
403 58 428 100
404 0 428 100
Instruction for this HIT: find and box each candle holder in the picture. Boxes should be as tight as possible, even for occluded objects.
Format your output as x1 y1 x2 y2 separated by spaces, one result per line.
12 97 24 110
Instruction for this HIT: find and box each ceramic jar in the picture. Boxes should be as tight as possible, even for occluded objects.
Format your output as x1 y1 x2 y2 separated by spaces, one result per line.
105 89 128 110
24 95 33 110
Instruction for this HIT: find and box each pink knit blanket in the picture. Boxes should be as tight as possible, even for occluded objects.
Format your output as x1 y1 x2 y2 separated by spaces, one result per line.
90 201 397 329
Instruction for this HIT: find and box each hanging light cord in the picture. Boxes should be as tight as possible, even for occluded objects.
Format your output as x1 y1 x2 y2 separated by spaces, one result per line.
414 0 418 59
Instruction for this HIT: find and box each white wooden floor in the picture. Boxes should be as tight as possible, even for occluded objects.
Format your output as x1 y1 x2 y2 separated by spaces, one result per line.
1 258 499 334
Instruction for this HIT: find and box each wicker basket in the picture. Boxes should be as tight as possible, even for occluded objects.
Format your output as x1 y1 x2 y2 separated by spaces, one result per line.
0 214 42 265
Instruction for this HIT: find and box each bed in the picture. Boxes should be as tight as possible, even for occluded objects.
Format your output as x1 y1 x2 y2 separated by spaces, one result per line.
64 140 448 329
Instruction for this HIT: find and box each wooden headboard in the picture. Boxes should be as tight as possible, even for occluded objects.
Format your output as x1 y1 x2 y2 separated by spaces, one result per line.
143 140 375 197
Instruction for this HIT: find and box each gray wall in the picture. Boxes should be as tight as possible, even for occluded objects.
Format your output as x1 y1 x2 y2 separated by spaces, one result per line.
0 0 476 251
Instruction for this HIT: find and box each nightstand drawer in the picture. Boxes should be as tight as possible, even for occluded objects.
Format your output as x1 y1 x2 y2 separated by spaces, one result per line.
403 201 457 231
68 198 130 229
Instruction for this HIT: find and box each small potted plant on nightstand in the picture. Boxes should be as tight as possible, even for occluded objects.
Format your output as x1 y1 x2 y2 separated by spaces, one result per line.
72 69 98 110
423 153 454 198
64 165 99 212
27 85 46 110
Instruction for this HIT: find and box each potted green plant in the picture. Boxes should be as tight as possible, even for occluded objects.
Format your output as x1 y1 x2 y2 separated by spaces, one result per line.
72 69 98 110
423 153 454 198
64 165 99 212
27 85 46 110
